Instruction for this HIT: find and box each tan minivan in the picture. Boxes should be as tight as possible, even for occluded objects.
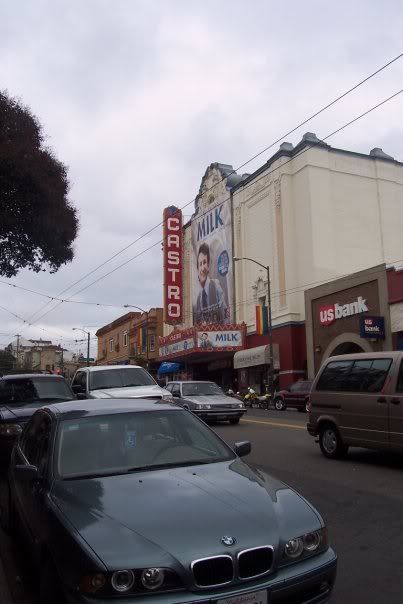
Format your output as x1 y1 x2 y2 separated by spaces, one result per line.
307 352 403 458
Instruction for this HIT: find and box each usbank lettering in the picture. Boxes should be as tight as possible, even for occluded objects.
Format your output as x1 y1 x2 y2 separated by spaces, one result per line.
197 206 224 241
319 296 368 326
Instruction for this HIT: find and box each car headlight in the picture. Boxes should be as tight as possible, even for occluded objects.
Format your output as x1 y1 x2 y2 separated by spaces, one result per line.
79 568 182 596
141 568 165 590
196 403 211 410
162 394 175 403
111 570 135 593
0 423 22 436
284 528 327 562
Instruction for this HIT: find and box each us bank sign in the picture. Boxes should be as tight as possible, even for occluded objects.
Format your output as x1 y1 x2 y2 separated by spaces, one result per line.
319 296 368 326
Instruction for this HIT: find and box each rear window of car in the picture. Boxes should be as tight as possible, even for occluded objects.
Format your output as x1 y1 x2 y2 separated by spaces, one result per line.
0 377 73 405
316 358 392 393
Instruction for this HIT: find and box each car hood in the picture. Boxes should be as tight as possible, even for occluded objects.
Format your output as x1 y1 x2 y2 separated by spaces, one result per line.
51 459 321 571
89 385 170 399
181 394 240 406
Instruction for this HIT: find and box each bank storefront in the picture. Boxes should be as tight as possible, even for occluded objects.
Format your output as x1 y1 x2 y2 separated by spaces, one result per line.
305 265 394 378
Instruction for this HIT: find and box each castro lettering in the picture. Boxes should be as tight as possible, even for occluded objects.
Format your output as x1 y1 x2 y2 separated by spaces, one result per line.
163 207 183 324
319 296 368 326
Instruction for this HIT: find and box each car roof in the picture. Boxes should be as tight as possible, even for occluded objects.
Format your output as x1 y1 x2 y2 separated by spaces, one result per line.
1 373 65 381
322 351 401 363
167 380 216 384
43 398 183 420
78 365 144 372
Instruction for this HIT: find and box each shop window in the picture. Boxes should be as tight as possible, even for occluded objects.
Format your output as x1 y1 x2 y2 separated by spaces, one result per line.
149 335 155 352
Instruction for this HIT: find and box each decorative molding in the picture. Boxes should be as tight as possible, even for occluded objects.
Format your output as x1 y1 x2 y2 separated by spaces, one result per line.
274 177 281 207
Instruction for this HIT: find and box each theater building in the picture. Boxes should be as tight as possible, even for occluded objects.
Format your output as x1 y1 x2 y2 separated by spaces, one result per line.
159 135 403 390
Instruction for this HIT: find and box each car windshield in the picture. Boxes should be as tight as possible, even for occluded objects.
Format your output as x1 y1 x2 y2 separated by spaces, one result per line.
56 410 235 479
0 377 73 406
182 382 224 396
89 367 156 391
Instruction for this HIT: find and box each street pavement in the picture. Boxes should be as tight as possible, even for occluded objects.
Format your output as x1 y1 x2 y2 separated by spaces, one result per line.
216 408 403 604
1 407 403 602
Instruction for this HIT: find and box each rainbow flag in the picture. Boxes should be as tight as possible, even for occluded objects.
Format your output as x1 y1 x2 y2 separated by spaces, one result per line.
255 305 269 335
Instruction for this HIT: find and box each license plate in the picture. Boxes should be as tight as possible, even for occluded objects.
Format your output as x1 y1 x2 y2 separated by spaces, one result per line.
217 589 268 604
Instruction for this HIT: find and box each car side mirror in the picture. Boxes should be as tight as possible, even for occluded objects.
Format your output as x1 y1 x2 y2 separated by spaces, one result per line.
172 391 181 398
72 385 84 394
76 393 87 400
234 441 251 457
14 464 39 482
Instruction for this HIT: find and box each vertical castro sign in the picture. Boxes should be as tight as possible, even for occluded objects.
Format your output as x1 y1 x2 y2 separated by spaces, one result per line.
163 206 183 324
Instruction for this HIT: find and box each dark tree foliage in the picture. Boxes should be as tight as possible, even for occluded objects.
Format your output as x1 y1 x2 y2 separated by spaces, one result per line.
0 90 78 277
0 349 15 372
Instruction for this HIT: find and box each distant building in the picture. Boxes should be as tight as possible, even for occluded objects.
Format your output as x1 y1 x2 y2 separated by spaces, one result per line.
6 337 79 377
96 308 163 374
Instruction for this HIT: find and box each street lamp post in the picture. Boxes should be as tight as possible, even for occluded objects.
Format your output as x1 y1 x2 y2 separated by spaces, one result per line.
72 328 91 367
123 305 149 368
234 256 275 398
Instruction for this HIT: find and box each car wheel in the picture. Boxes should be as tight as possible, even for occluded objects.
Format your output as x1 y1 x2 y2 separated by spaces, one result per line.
230 418 240 425
40 557 66 604
319 424 348 459
274 398 286 411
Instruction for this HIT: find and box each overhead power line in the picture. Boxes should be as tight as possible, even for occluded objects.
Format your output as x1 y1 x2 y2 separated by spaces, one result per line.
16 51 402 328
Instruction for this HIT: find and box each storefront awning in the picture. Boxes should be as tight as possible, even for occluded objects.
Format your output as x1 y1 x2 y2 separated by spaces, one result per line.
234 344 280 369
157 362 183 374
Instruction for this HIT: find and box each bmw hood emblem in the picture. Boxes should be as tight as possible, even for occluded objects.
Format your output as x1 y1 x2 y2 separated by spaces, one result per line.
221 536 236 546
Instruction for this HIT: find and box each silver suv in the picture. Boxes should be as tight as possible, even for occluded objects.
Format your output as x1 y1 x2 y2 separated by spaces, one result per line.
71 366 173 401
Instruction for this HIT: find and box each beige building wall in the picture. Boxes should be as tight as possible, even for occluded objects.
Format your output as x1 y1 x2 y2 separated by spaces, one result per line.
233 138 403 333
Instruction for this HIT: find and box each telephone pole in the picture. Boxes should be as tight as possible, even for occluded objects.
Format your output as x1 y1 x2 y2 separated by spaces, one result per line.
15 334 21 368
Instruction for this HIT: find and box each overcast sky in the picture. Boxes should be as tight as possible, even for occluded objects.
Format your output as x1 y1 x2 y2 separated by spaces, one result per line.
0 0 402 357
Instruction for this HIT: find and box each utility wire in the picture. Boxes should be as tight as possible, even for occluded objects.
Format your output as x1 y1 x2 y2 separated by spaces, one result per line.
18 52 403 326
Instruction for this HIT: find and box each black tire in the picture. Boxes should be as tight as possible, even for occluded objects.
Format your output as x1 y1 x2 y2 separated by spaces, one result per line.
39 557 66 604
274 398 286 411
230 418 240 425
319 424 348 459
297 406 305 413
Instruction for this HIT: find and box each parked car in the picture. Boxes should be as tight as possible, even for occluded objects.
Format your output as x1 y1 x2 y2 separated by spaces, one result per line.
165 380 246 423
71 365 173 401
0 373 74 471
274 380 313 412
4 399 337 603
308 352 403 459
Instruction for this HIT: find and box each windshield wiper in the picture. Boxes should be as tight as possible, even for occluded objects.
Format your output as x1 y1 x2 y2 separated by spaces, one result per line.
90 385 119 391
127 459 224 473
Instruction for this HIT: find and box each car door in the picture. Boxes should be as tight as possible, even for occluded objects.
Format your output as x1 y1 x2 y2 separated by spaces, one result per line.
389 357 403 452
12 411 53 555
72 371 88 398
285 382 304 407
171 383 182 400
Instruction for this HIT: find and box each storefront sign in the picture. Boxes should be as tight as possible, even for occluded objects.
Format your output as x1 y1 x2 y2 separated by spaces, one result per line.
196 330 243 350
319 296 368 326
191 198 233 325
163 206 183 324
234 344 280 369
159 337 195 358
360 315 385 339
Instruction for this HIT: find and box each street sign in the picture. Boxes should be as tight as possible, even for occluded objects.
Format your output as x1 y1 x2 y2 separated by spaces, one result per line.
359 316 385 339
